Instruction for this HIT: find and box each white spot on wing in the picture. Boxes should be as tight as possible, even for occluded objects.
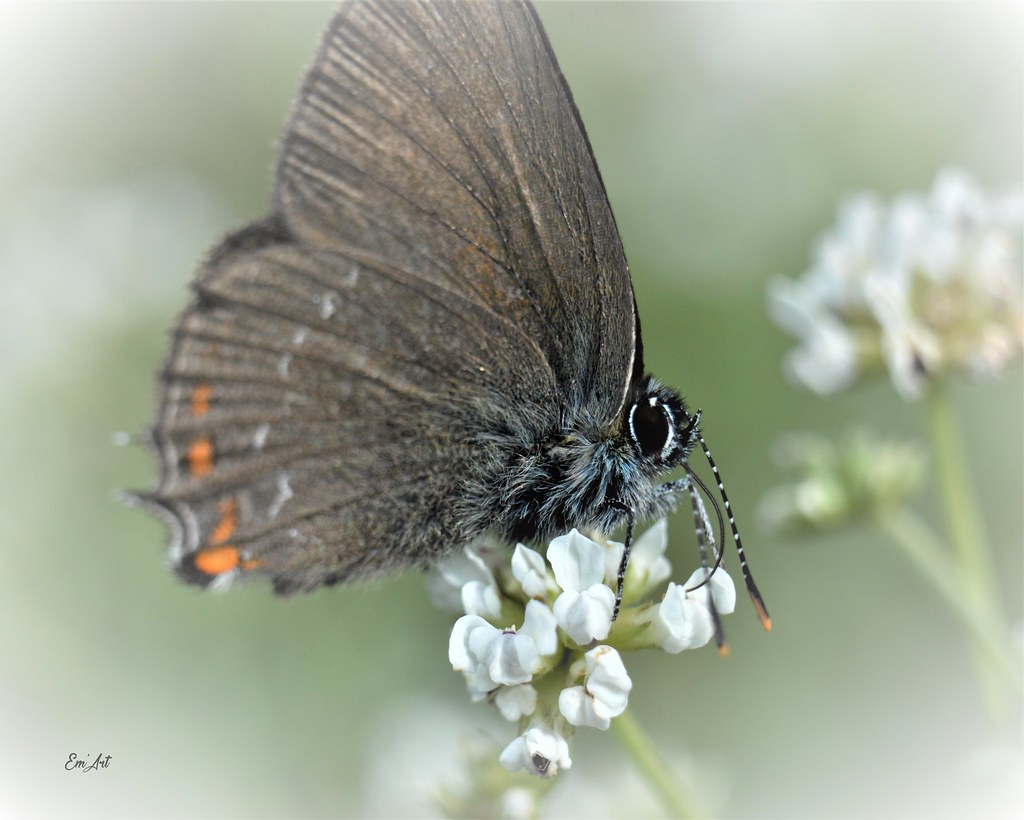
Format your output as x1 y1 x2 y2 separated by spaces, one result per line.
268 473 293 520
316 291 338 320
209 569 237 592
252 423 270 450
159 439 180 481
179 503 200 555
292 327 308 346
277 352 292 379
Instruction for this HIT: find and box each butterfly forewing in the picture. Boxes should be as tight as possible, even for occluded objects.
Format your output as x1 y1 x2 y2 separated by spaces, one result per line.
276 0 636 416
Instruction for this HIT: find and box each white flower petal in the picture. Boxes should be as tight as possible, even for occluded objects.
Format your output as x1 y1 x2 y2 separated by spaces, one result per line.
768 275 857 394
683 567 737 616
498 736 528 771
603 539 625 587
558 647 631 730
488 630 537 686
449 615 504 700
495 684 538 722
603 520 672 594
783 318 857 394
654 582 715 653
520 599 559 657
499 726 572 778
583 646 632 720
835 194 883 263
464 669 498 701
765 275 823 337
466 620 502 665
425 571 464 614
558 685 608 730
930 167 983 224
460 579 502 621
553 584 615 644
548 529 605 592
511 543 553 598
631 519 672 584
461 549 503 619
429 545 502 618
500 787 537 820
448 615 497 671
428 547 488 612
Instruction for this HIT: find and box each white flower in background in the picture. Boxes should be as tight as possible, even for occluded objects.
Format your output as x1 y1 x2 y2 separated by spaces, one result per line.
431 519 740 778
767 275 859 394
499 725 573 778
427 545 502 620
767 168 1023 400
499 786 538 820
559 646 632 730
757 431 926 533
548 530 616 644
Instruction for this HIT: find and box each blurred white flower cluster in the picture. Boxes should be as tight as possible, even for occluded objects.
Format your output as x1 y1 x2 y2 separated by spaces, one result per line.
757 430 926 534
768 168 1023 400
429 522 735 778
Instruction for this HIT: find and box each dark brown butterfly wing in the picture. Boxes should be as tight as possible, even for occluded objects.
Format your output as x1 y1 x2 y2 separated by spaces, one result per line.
276 0 636 416
142 0 637 593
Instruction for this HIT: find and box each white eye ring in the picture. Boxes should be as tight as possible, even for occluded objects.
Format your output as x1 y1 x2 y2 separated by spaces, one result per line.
628 397 677 460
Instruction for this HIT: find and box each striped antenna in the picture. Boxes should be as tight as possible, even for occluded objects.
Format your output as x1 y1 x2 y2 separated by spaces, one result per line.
687 481 727 654
690 410 772 633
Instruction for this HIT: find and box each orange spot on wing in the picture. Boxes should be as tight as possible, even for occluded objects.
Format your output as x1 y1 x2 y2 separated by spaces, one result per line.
194 546 240 575
190 383 213 417
187 436 214 477
210 498 238 545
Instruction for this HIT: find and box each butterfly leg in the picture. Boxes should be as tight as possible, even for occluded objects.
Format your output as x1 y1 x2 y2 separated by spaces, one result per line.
686 482 726 653
656 476 692 498
607 501 635 622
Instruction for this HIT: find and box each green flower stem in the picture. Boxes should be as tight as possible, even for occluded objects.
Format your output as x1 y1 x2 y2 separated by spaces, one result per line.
924 381 1017 706
876 507 1020 688
605 605 657 652
926 382 1002 608
611 708 703 819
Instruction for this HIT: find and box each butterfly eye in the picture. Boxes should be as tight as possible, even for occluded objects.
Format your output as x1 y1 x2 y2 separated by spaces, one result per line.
628 399 673 458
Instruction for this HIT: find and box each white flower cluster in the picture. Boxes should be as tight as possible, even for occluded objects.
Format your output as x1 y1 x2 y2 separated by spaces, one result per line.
768 168 1023 400
431 521 735 778
757 431 926 534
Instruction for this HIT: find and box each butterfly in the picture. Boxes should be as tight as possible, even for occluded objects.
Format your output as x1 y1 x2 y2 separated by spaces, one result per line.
137 0 769 629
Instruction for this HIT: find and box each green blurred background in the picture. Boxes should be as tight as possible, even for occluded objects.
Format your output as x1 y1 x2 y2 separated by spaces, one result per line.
1 2 1020 817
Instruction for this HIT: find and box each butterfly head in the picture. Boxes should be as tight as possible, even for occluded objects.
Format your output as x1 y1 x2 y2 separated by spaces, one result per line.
625 377 696 473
